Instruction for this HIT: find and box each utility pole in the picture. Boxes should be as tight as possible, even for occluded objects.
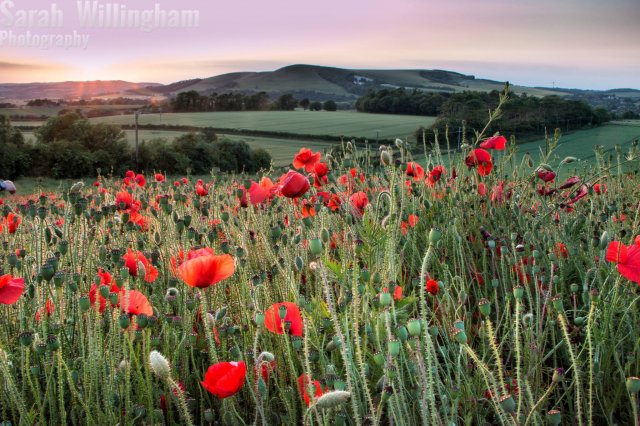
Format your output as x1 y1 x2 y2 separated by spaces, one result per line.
135 110 141 169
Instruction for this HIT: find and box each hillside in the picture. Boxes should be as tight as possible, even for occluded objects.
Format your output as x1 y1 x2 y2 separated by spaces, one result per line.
147 64 566 99
0 80 161 102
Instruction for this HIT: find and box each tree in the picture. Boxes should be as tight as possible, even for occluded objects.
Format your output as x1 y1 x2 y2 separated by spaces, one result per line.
323 100 337 111
310 101 322 111
274 94 298 111
299 98 310 110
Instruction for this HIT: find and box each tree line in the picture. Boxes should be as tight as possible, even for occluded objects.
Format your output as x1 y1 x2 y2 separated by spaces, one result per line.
0 113 271 179
171 91 338 112
357 88 611 140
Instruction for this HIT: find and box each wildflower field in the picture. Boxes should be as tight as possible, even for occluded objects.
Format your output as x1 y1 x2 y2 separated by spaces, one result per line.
0 98 639 425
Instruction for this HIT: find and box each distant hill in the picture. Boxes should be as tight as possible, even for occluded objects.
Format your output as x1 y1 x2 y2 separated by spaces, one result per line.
2 65 639 105
0 80 161 101
143 64 567 100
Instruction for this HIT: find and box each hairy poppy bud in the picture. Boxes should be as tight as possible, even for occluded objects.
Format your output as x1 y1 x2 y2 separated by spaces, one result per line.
314 391 351 409
149 351 171 379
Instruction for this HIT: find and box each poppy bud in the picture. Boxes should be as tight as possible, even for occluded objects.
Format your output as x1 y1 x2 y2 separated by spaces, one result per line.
309 238 323 256
599 231 609 250
552 367 565 383
380 150 392 166
314 391 351 409
428 228 442 244
149 351 171 379
407 319 421 337
574 316 585 326
513 286 524 300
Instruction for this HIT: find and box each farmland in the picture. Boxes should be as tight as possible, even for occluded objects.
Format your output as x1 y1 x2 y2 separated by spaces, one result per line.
89 110 436 141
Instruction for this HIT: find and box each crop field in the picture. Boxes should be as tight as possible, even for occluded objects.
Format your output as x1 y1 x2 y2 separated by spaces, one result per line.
90 111 436 140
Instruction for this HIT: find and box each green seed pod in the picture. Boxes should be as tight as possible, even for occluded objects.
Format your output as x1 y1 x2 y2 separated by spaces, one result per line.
451 328 467 344
19 331 33 346
119 315 131 329
309 238 323 256
379 291 392 307
58 240 69 255
546 410 562 425
626 377 640 393
499 394 516 413
428 228 442 244
292 336 303 351
46 336 60 352
453 320 465 331
513 286 524 300
204 408 215 423
478 298 491 316
574 316 585 326
407 319 421 337
395 326 409 342
373 352 384 366
388 340 401 357
551 295 564 312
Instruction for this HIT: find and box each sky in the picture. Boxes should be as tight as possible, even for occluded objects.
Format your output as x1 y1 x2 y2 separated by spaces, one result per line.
0 0 638 89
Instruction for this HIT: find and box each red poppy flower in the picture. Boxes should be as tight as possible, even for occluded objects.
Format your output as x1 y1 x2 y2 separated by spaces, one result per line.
278 171 310 198
593 183 607 195
135 174 146 187
155 173 165 182
465 149 493 176
0 274 24 305
201 361 246 398
240 181 269 207
264 302 303 337
568 185 588 205
123 249 159 283
177 251 235 289
125 170 135 179
314 162 329 177
477 183 487 196
116 191 135 210
393 286 403 300
606 238 640 285
293 148 321 172
537 170 556 183
297 374 325 406
35 299 54 322
554 242 569 259
121 290 153 316
406 162 425 180
349 191 369 217
93 181 101 187
426 279 439 295
194 179 209 197
479 135 507 150
558 176 580 190
5 213 21 234
427 165 446 186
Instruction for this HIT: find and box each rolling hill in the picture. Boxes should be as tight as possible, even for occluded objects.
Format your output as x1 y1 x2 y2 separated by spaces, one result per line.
0 80 161 102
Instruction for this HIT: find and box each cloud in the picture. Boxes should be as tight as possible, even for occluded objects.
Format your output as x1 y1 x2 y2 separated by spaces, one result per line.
0 61 50 71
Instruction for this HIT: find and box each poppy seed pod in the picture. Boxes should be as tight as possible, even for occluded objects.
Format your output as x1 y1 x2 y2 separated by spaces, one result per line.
309 238 323 256
551 295 564 312
478 298 491 316
407 319 421 337
546 410 562 425
451 327 467 344
499 394 516 413
627 377 640 393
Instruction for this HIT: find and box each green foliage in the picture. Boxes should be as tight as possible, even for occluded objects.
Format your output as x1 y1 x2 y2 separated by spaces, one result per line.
323 100 337 111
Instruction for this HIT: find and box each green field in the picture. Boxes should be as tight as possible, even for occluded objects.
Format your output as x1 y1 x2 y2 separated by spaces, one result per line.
517 122 640 164
89 110 436 140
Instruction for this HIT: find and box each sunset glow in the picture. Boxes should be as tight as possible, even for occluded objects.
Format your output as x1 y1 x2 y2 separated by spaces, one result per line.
0 0 638 89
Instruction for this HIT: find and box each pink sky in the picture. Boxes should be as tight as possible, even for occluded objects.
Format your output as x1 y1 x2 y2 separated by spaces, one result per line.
0 0 638 89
